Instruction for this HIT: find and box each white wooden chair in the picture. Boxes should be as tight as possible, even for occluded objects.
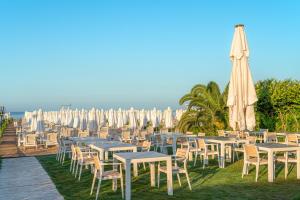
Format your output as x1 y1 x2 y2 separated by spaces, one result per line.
75 146 96 181
121 131 132 143
191 139 220 168
158 148 192 190
24 134 37 150
232 136 257 162
90 156 124 199
276 134 299 179
43 132 58 148
242 144 268 182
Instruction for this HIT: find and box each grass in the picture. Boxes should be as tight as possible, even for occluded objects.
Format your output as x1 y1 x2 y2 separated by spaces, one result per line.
37 155 300 200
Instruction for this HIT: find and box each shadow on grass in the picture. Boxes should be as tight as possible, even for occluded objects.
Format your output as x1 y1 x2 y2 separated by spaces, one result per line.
37 155 300 200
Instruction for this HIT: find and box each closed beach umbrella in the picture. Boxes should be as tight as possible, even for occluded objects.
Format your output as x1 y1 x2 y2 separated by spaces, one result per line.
30 111 37 132
129 107 137 129
116 108 124 128
151 108 159 128
227 24 257 131
88 108 98 132
79 109 87 131
73 109 80 129
139 109 147 128
36 109 45 133
108 109 116 127
164 107 174 128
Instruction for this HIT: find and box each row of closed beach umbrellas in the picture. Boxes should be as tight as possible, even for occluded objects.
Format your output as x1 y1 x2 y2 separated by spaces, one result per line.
25 107 185 133
25 24 258 134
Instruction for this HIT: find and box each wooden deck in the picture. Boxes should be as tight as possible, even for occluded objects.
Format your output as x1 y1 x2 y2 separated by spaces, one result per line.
0 123 57 158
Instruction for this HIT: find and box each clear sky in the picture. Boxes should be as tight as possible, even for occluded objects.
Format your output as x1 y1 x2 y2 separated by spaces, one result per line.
0 0 299 111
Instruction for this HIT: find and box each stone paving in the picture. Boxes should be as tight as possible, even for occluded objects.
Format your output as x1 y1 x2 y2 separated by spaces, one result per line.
0 157 64 200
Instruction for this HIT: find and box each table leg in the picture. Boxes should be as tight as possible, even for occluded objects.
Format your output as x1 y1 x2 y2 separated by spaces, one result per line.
125 160 132 200
267 150 274 182
133 148 138 177
112 157 117 191
105 151 109 160
297 150 300 179
172 136 176 155
99 149 104 161
220 143 225 168
166 157 173 196
150 162 155 187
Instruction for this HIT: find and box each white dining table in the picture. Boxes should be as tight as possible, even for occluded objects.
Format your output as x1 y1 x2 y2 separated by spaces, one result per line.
256 143 300 182
113 151 173 200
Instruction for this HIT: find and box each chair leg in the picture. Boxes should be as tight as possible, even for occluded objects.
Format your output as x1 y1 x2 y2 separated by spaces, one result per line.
143 162 146 170
185 172 192 191
285 161 288 180
72 160 77 174
79 164 83 181
255 164 259 182
75 162 79 178
177 173 181 187
70 159 73 172
120 176 124 199
242 162 246 178
157 170 160 188
95 178 102 200
193 152 198 167
91 175 96 195
62 152 66 165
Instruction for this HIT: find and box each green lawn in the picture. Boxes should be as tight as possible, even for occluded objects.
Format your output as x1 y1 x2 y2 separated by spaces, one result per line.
37 155 300 200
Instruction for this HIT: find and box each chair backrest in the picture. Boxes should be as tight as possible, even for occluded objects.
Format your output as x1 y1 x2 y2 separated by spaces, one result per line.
217 130 225 137
139 130 147 138
25 134 36 145
264 132 277 143
93 155 102 171
246 136 257 144
176 148 189 162
71 144 77 158
142 140 151 150
75 146 83 160
160 128 169 133
198 132 205 137
186 131 193 135
155 134 162 143
244 144 258 158
286 134 298 145
47 132 58 143
122 131 131 140
78 131 89 138
99 131 108 139
166 137 173 145
196 139 206 149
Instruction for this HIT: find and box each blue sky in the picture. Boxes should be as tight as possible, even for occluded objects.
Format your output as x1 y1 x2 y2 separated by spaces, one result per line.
0 0 299 111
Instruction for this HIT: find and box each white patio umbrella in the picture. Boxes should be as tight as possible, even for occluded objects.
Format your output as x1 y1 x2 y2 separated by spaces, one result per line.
98 109 106 128
79 109 87 131
30 111 37 132
227 24 257 131
139 109 147 128
164 107 174 128
36 109 45 133
73 109 80 129
151 108 159 128
117 108 124 128
108 109 116 128
88 108 98 132
128 107 137 130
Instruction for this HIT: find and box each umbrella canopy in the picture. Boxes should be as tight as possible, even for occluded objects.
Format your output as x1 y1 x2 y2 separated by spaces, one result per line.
128 107 137 129
36 109 45 133
164 107 174 128
227 24 257 131
73 109 80 129
117 108 124 128
88 108 98 132
79 109 87 131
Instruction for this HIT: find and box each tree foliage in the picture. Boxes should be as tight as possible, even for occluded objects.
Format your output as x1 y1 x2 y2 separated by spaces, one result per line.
179 79 300 134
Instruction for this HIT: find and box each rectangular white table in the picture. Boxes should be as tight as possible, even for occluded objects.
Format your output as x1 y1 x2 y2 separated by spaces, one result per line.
256 143 300 182
203 136 247 168
113 151 173 200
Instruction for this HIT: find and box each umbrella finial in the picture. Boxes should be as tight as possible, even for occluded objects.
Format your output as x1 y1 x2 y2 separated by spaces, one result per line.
235 24 244 28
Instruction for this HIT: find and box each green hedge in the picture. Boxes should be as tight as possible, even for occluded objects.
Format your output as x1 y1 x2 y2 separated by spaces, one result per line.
0 119 9 138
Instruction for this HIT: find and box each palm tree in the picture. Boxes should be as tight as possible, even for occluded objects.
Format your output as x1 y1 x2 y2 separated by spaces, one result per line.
178 81 228 134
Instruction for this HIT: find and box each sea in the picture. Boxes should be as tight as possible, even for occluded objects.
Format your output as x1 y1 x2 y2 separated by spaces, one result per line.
9 112 25 120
